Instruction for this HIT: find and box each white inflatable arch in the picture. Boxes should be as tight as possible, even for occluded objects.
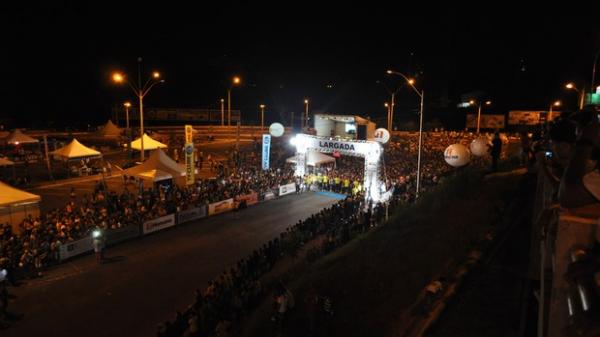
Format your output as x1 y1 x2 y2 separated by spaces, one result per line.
291 134 384 202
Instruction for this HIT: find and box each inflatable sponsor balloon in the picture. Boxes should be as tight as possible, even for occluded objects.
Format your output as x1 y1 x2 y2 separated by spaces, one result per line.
269 123 284 137
470 137 489 157
444 144 470 167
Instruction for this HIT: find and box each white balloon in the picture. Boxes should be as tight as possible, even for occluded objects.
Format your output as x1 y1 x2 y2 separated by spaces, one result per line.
269 123 285 137
374 128 390 144
444 144 471 167
470 137 489 156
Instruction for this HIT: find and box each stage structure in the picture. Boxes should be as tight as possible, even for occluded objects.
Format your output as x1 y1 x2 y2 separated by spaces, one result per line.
291 133 384 202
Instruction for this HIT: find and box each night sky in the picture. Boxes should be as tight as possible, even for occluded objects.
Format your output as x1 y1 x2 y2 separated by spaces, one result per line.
1 3 599 129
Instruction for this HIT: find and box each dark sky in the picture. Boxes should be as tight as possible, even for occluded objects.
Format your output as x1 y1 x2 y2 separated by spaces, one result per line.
1 3 599 129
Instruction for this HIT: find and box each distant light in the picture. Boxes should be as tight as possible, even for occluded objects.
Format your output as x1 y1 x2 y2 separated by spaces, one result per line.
457 102 471 108
485 101 492 105
469 100 475 105
304 99 309 104
233 76 241 85
260 104 266 109
152 71 160 79
566 83 575 89
553 101 561 107
123 102 131 108
112 73 124 83
220 98 224 103
290 136 297 146
408 78 415 85
92 230 101 238
386 70 393 74
384 102 389 107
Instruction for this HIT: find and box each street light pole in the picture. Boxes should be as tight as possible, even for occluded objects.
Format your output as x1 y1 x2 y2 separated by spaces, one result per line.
390 92 395 131
565 83 585 110
124 102 132 159
387 70 424 198
591 50 600 92
477 104 482 134
112 59 163 161
416 90 424 199
227 76 241 127
260 104 266 131
304 99 309 131
221 99 225 126
548 100 561 121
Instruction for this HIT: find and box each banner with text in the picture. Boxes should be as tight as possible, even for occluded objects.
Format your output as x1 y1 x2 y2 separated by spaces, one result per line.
143 214 176 235
59 237 93 261
208 198 234 215
262 134 271 170
177 206 207 224
279 183 296 196
185 143 195 185
235 192 258 207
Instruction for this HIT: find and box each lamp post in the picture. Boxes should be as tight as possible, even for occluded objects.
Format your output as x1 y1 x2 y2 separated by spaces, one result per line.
260 104 266 131
548 100 561 121
112 58 164 161
384 102 390 128
304 99 309 131
387 70 424 199
565 82 585 110
376 80 399 131
468 100 492 134
228 76 241 126
220 99 225 126
124 102 132 159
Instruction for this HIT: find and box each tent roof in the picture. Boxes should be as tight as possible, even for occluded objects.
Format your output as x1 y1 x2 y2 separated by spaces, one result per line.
0 157 15 166
51 139 102 159
6 129 39 145
99 120 121 137
128 133 167 151
287 151 336 166
125 148 186 177
0 181 41 207
136 169 173 182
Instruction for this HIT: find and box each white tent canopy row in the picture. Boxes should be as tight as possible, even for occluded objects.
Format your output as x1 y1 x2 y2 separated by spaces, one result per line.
128 134 168 151
51 139 102 160
5 129 39 145
286 151 336 167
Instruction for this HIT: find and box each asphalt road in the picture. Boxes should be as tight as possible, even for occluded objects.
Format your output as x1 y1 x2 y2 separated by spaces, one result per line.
4 192 338 337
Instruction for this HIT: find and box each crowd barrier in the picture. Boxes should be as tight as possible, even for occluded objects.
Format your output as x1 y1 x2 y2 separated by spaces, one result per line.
58 183 299 261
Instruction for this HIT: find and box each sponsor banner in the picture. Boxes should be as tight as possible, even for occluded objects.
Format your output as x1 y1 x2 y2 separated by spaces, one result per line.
208 198 234 215
185 143 195 185
235 192 258 206
143 214 176 235
508 111 542 125
177 206 207 224
262 134 271 170
264 192 275 201
59 237 93 261
465 114 505 129
317 139 357 152
279 182 296 196
105 224 141 246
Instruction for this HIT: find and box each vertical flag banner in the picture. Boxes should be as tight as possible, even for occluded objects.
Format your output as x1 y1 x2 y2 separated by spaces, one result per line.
185 125 195 185
262 134 271 170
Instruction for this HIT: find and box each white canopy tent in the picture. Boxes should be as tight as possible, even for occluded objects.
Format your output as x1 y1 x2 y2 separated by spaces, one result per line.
5 129 39 145
286 151 336 167
98 120 122 138
137 169 173 182
51 139 102 160
0 181 41 232
128 133 168 151
125 148 186 178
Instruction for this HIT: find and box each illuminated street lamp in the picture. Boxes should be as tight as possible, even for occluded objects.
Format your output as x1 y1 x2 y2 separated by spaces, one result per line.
304 99 309 131
565 82 585 110
228 76 241 126
260 104 266 131
548 100 561 121
468 100 492 134
220 98 225 126
387 69 424 198
112 58 164 161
